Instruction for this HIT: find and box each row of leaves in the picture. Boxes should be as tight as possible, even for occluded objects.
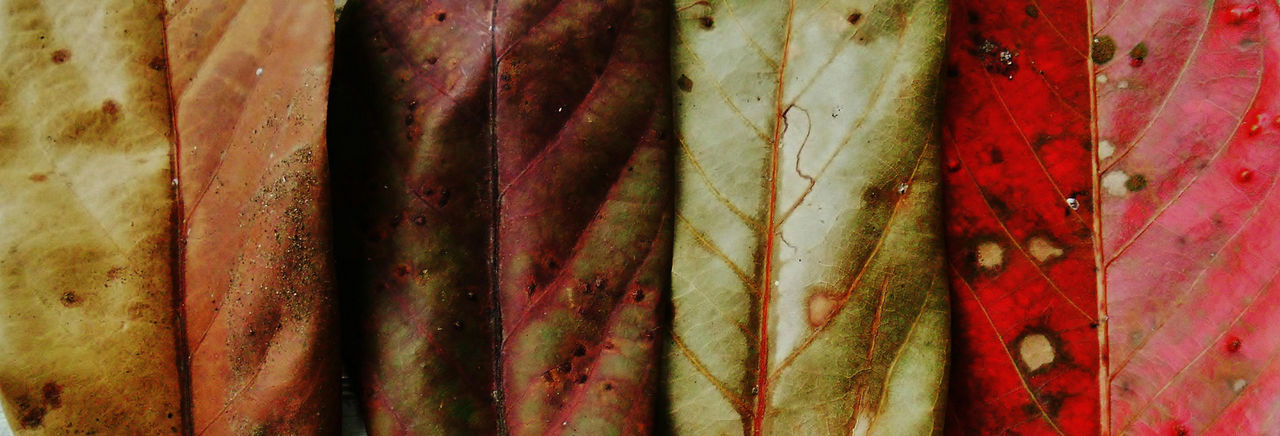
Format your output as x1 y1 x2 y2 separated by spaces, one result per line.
0 0 1276 434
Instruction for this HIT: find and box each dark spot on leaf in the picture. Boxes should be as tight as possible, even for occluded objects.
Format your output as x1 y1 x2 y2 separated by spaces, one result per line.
575 374 587 384
425 56 438 65
1025 5 1039 17
861 184 889 204
1175 423 1189 436
149 56 166 71
676 75 693 92
50 49 70 64
988 196 1013 219
60 291 79 307
434 11 447 22
42 382 61 408
1033 133 1054 148
633 290 645 302
698 16 714 29
967 11 980 24
990 148 1004 164
1125 174 1147 192
526 283 536 296
1129 42 1148 60
557 361 572 373
394 264 411 278
573 344 586 356
847 12 862 24
16 396 45 428
1092 35 1116 64
1227 337 1242 353
101 100 120 116
603 383 613 391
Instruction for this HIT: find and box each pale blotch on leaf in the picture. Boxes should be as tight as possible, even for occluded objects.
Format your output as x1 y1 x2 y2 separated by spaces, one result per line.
1018 334 1054 372
976 241 1004 271
807 293 839 327
1096 73 1109 84
1232 379 1247 392
1102 170 1130 196
1027 236 1063 263
1098 139 1115 159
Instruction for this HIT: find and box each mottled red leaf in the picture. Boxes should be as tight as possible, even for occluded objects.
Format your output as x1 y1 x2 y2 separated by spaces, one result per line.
944 0 1280 433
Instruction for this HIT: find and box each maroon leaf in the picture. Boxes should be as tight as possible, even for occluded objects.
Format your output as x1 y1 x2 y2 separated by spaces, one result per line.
328 0 672 434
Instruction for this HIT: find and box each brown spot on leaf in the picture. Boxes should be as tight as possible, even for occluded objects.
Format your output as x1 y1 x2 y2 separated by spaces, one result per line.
60 291 80 307
50 49 70 64
101 100 120 116
148 56 166 71
42 382 61 408
847 12 862 24
28 173 47 182
1092 35 1116 64
676 75 693 92
16 395 45 428
698 16 714 29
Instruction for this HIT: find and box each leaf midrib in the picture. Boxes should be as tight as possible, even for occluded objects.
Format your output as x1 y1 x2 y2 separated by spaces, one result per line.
748 0 795 432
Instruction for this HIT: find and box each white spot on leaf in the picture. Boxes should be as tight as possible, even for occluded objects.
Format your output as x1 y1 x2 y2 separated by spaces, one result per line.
1019 333 1054 372
977 241 1004 271
1098 140 1115 159
1102 170 1130 196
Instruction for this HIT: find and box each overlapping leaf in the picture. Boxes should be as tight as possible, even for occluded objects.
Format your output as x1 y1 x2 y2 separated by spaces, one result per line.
663 0 950 434
0 1 339 434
